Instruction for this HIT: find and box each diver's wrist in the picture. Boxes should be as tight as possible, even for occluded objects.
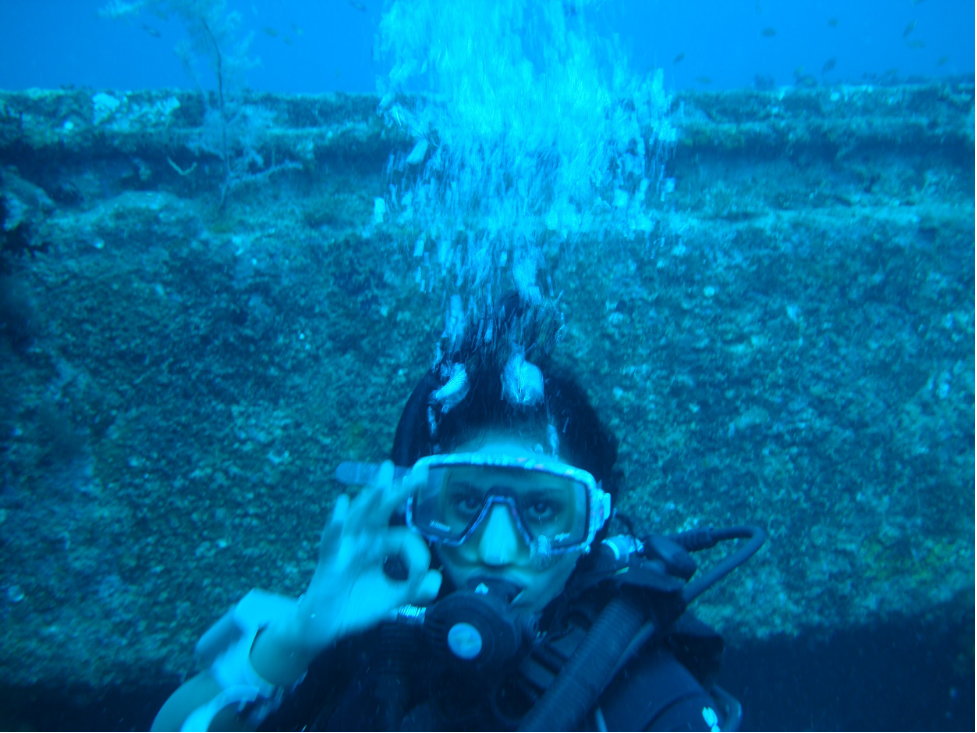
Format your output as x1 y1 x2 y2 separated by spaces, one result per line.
248 616 320 686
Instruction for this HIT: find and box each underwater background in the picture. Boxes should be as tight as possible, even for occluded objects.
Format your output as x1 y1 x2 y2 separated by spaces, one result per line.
0 0 973 730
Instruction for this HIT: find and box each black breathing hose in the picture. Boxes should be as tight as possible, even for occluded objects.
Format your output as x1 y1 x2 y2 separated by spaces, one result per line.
518 589 648 732
519 525 766 732
668 525 766 605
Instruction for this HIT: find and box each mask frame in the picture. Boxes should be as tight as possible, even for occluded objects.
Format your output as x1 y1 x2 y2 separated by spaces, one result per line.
407 453 611 555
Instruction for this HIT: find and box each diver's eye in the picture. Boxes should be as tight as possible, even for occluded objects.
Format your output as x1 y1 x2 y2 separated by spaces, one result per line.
449 488 484 517
523 499 558 523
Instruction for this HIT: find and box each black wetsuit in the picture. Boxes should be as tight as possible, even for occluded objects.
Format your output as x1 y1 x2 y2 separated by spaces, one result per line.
260 592 726 732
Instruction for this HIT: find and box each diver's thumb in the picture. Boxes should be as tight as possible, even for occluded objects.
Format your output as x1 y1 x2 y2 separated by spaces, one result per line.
412 569 442 605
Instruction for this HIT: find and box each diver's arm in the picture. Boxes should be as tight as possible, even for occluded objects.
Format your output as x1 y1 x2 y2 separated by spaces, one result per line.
150 461 440 731
151 671 226 732
150 621 326 732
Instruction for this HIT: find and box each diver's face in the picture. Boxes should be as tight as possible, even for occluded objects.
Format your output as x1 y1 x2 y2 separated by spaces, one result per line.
434 437 585 613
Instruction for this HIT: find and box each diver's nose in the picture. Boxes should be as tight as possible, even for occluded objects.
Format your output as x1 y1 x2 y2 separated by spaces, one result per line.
477 504 519 566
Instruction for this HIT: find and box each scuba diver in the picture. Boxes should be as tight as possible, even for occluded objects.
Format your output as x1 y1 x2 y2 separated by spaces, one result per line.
152 292 764 732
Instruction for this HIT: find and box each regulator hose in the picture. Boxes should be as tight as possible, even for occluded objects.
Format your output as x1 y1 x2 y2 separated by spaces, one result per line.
668 525 766 605
517 589 648 732
519 525 766 731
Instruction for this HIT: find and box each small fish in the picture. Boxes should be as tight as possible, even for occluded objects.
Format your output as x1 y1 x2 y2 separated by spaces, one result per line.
673 52 685 65
822 57 837 74
348 0 367 11
793 66 804 78
937 55 949 66
755 1 762 13
761 27 777 38
906 39 926 49
282 34 293 46
141 24 161 38
827 18 839 27
263 26 278 37
912 0 924 5
902 20 915 37
291 24 304 36
695 76 712 85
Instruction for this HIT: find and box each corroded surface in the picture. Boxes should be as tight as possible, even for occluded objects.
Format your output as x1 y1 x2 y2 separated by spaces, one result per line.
0 83 972 691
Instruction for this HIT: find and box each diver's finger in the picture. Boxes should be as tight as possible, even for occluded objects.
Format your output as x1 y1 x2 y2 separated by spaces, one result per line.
346 460 396 530
374 459 395 489
376 461 426 523
367 460 401 524
333 493 350 525
412 569 443 605
380 528 433 588
319 494 350 562
402 462 428 492
344 481 385 530
378 467 418 520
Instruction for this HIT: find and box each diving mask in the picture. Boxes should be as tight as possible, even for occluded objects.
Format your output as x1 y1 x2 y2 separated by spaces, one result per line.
407 453 611 555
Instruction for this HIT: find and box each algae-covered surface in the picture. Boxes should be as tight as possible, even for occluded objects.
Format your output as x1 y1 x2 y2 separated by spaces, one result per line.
0 83 973 696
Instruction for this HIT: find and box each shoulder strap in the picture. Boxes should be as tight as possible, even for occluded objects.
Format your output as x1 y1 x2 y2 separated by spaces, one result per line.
502 591 725 730
598 647 723 732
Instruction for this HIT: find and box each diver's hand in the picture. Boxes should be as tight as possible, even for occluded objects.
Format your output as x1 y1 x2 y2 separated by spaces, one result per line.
282 460 441 653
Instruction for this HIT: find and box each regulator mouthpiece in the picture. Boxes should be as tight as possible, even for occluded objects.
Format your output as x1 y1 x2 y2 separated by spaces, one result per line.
424 578 537 675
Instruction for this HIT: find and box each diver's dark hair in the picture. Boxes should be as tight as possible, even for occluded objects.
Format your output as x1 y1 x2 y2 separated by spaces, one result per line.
391 291 621 502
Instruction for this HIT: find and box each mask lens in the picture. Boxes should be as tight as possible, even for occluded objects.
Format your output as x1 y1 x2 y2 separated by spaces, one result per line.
411 466 476 541
412 464 588 549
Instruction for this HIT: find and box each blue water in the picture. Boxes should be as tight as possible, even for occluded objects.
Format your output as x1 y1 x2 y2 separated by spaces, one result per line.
0 0 972 94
